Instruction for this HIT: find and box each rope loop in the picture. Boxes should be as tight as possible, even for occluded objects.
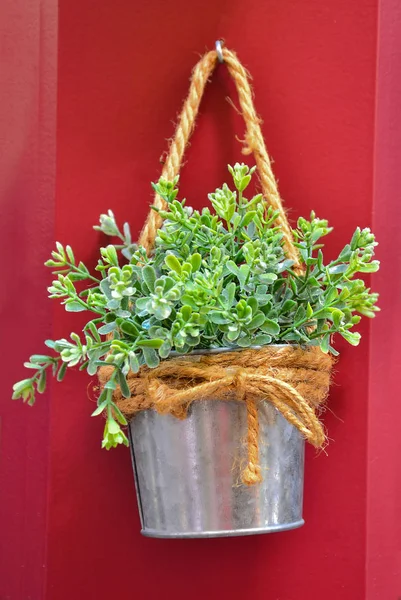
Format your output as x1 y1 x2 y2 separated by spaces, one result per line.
138 45 301 271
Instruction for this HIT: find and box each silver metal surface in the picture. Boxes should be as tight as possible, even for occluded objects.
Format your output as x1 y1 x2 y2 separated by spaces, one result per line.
128 347 305 539
215 39 224 63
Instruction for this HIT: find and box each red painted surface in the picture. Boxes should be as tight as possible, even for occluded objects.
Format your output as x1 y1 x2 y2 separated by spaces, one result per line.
367 0 401 597
0 0 57 598
1 0 400 598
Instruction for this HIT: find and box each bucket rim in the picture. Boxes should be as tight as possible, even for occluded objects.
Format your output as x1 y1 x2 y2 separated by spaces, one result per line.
170 343 311 357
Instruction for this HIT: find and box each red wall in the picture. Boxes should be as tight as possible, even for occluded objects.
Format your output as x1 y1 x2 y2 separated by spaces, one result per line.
1 1 400 599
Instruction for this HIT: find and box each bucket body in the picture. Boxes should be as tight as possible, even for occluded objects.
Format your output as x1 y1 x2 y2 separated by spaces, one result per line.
128 386 305 538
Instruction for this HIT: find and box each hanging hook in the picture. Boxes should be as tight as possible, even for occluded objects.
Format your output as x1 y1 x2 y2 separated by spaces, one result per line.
215 40 224 63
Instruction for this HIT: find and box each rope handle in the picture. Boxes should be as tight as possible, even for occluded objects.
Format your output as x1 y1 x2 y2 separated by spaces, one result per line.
138 43 301 268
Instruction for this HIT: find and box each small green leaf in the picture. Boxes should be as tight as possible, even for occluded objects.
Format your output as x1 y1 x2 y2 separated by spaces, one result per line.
240 211 257 227
105 379 117 390
129 352 140 373
165 254 182 275
57 362 68 382
142 347 160 368
331 309 344 328
65 300 86 312
253 334 272 346
111 402 128 426
29 355 51 364
222 282 236 309
143 265 156 292
119 320 139 337
261 319 280 336
12 378 33 396
248 312 265 330
66 245 75 263
37 370 47 393
209 311 230 325
320 334 330 353
190 253 202 272
281 299 297 313
137 338 164 349
226 261 239 276
180 305 192 321
158 340 171 359
91 400 108 416
259 273 278 284
98 322 117 335
237 335 252 347
341 330 361 346
117 370 131 399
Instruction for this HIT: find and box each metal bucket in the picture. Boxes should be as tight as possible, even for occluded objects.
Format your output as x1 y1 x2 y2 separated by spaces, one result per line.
128 348 305 538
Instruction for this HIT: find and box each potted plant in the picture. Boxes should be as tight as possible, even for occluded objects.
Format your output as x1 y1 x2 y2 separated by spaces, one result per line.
12 45 380 538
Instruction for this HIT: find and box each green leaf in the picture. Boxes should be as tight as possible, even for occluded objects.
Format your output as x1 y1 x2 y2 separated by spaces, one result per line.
358 261 380 273
221 282 236 309
107 418 121 434
294 305 306 323
253 334 272 346
104 378 117 391
91 400 108 416
57 362 68 382
328 264 348 275
119 320 139 337
142 265 156 292
105 245 119 266
226 261 239 276
248 312 265 330
350 228 361 250
330 309 344 328
142 347 160 368
129 352 140 373
66 245 75 263
180 305 192 321
261 319 280 336
165 254 182 275
117 370 131 399
340 330 361 346
37 370 47 393
98 322 117 335
65 300 86 312
259 272 278 284
190 253 202 272
137 338 164 349
158 340 171 359
240 211 257 227
111 402 128 426
29 355 51 364
237 335 252 347
320 334 330 353
209 311 230 325
281 299 297 313
238 264 250 288
12 378 33 396
100 278 112 299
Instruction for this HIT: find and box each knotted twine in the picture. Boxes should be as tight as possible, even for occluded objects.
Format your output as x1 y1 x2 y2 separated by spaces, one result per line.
98 43 334 485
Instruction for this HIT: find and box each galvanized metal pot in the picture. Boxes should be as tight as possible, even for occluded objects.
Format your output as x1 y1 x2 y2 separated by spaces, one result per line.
128 347 305 539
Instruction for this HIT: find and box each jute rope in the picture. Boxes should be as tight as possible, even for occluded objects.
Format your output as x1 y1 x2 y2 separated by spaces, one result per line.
98 44 334 485
138 45 300 270
99 346 333 485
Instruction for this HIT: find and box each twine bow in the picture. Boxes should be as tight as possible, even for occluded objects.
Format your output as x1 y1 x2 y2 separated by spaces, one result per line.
98 346 333 485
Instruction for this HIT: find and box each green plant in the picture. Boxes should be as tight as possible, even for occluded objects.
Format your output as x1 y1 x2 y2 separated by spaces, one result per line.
12 163 379 448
